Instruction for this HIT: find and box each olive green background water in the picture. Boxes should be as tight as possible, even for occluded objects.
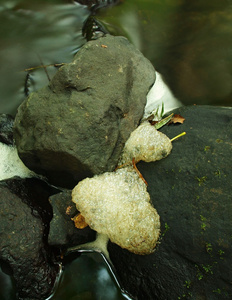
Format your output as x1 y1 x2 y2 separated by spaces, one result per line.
0 0 231 116
98 0 232 107
0 0 89 115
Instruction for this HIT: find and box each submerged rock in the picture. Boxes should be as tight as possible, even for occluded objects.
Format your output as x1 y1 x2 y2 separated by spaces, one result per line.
14 35 156 188
0 177 60 300
108 105 232 300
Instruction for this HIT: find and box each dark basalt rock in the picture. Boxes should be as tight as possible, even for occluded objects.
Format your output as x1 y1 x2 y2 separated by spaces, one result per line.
0 114 14 145
75 0 120 11
13 34 156 188
108 105 232 300
48 190 96 247
0 177 61 300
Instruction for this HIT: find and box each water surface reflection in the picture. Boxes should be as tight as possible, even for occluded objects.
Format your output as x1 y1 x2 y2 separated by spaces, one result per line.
98 0 232 106
52 252 129 300
0 0 89 115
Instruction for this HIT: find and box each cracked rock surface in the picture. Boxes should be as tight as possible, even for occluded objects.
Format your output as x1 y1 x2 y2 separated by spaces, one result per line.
14 35 156 188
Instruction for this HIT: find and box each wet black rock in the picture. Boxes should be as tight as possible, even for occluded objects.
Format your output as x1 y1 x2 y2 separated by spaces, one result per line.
75 0 120 11
108 105 232 300
48 190 96 248
0 114 14 145
0 177 61 300
14 35 156 188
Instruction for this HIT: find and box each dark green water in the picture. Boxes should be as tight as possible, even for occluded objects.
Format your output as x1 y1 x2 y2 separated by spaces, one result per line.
0 252 128 300
97 0 232 106
52 252 129 300
0 0 89 115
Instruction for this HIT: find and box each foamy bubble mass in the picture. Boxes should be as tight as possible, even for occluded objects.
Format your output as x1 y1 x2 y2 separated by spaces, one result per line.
71 119 175 255
119 121 172 165
0 143 35 180
72 167 160 255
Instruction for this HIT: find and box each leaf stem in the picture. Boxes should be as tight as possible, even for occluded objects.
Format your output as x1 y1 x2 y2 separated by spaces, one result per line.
170 132 186 142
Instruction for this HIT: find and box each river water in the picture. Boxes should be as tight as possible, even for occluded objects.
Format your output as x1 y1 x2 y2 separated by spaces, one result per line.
1 0 232 116
97 0 232 106
0 0 89 115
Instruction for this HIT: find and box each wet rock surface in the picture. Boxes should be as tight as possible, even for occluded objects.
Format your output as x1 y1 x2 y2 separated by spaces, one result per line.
0 114 14 145
0 177 60 300
14 34 156 188
107 105 232 300
48 190 96 248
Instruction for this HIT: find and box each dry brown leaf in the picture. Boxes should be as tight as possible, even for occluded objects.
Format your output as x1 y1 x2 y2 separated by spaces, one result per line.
148 120 158 126
65 205 72 215
169 114 185 124
71 213 88 229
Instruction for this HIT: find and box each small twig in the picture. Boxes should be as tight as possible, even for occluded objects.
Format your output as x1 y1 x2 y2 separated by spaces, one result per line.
23 63 65 72
115 158 148 185
114 161 130 171
132 158 148 186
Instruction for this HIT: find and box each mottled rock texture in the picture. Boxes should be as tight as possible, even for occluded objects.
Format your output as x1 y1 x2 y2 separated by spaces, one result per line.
46 105 232 299
108 105 232 300
0 114 14 145
14 35 156 188
48 190 96 247
0 178 60 300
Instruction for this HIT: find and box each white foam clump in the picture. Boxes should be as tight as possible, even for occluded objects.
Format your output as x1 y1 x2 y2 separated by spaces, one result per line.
119 121 172 165
72 167 160 255
0 142 35 180
143 72 182 120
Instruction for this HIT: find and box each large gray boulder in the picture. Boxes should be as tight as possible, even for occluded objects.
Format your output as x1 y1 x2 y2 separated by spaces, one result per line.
109 105 232 299
46 105 232 299
13 35 156 188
